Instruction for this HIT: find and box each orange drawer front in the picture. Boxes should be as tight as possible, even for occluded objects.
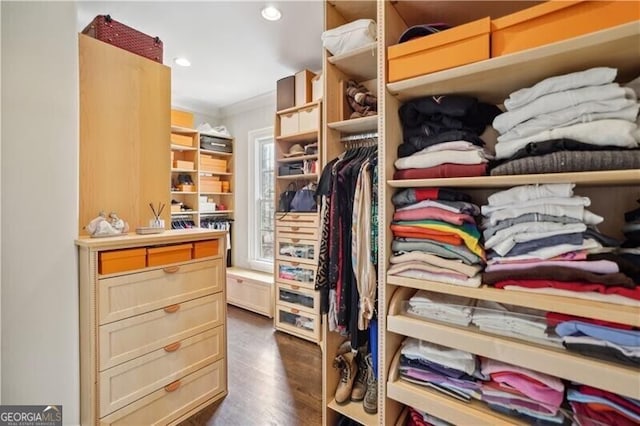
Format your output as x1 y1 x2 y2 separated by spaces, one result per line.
193 240 220 259
491 1 640 57
170 109 194 129
388 17 490 83
147 243 193 267
99 248 147 275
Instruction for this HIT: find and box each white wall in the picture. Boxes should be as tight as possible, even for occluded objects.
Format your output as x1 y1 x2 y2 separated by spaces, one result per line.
1 2 79 423
219 92 276 269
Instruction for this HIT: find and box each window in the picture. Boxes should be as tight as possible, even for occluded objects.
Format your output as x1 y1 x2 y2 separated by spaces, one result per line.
248 127 275 272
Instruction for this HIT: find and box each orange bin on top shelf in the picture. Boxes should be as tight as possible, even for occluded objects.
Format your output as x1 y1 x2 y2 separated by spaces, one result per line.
491 0 640 57
387 17 490 83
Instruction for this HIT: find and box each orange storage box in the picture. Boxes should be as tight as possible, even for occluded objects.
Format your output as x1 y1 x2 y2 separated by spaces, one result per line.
491 1 640 57
200 155 227 173
193 240 220 259
99 248 146 275
171 133 194 147
201 181 223 193
388 17 490 83
171 109 194 129
147 243 193 267
173 160 194 170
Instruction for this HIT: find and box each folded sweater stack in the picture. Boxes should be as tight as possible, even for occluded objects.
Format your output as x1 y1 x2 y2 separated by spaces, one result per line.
568 385 640 426
394 95 500 179
491 67 640 175
481 183 640 306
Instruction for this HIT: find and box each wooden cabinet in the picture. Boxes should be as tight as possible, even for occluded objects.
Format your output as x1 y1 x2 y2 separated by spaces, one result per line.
77 229 227 425
226 267 274 318
79 34 170 234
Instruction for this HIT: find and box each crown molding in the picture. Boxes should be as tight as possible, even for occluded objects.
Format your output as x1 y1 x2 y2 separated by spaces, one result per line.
220 90 276 118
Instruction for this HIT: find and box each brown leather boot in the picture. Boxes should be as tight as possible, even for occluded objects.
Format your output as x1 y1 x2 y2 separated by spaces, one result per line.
333 352 357 405
350 352 368 402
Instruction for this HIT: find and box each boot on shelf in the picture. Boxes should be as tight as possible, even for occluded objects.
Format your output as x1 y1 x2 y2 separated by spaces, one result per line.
333 352 357 405
363 353 378 414
351 349 368 402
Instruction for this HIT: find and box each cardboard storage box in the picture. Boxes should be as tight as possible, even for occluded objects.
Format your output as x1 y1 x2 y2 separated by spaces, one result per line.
277 75 295 112
388 17 490 83
99 248 146 275
298 105 319 133
295 69 316 106
171 133 194 147
280 112 299 136
193 240 220 259
312 73 323 101
491 1 640 57
200 155 227 173
201 181 223 193
173 160 194 170
147 243 193 267
171 109 194 128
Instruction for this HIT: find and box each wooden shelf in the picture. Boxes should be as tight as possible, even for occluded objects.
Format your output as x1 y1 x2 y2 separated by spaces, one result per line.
328 42 377 81
170 125 198 135
276 130 319 144
171 211 198 215
171 168 197 173
170 144 197 151
387 21 640 104
387 169 640 189
387 314 640 399
276 154 319 163
200 192 233 196
200 171 232 176
276 100 321 115
276 174 318 181
170 191 197 195
200 149 233 157
201 210 233 214
387 275 640 327
327 115 378 134
327 399 378 425
387 380 525 426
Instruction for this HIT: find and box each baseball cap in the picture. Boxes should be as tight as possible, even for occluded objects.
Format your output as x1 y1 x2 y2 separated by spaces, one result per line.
398 23 452 44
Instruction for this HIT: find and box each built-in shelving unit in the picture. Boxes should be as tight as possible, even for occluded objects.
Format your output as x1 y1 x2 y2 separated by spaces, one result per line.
327 115 378 133
327 41 378 81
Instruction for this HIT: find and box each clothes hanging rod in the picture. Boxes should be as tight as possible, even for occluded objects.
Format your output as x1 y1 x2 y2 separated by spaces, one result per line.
340 131 378 142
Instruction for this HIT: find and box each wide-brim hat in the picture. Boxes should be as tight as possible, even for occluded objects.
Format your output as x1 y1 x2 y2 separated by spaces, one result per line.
283 143 305 157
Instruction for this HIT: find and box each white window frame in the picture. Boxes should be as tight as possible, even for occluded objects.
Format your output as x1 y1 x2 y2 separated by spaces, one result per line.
247 127 275 273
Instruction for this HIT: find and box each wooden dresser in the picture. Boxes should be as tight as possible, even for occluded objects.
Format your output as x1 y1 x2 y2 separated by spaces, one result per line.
76 229 227 425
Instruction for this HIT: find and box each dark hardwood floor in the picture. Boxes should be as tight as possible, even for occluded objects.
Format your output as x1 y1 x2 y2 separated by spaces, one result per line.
180 305 323 426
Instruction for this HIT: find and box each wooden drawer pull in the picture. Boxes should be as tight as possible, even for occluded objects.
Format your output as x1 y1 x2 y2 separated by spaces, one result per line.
163 266 180 273
163 342 181 352
291 308 300 314
236 279 243 284
291 262 300 267
291 215 299 219
291 238 300 243
291 226 299 231
164 380 181 392
291 285 300 290
164 304 180 314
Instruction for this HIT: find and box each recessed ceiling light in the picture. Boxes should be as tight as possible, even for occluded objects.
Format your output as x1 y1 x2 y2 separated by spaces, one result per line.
261 5 282 21
174 57 191 67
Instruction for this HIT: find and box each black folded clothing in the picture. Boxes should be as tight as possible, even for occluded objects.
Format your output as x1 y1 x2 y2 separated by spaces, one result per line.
279 162 303 176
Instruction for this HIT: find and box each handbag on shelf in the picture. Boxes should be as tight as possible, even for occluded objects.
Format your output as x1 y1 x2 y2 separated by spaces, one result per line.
278 182 298 212
291 184 318 212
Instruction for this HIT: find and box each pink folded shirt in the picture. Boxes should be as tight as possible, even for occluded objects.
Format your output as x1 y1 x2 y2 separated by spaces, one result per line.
393 207 475 225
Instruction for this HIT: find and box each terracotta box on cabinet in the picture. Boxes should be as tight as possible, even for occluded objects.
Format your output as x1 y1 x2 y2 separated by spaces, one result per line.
491 0 640 57
388 17 490 83
147 243 193 266
193 240 220 259
98 248 147 274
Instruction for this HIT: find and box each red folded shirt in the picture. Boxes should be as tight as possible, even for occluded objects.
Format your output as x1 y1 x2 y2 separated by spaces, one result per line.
546 312 634 330
393 163 487 180
493 279 640 301
579 385 640 417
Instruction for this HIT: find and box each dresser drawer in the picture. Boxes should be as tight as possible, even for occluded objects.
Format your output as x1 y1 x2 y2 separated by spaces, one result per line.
276 238 317 265
99 294 224 371
99 327 224 416
276 283 318 315
276 260 316 289
100 360 226 426
275 304 320 342
99 259 223 324
275 212 318 228
276 225 318 241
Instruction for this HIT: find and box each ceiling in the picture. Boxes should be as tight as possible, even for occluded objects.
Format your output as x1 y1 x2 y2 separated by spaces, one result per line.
76 1 324 114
